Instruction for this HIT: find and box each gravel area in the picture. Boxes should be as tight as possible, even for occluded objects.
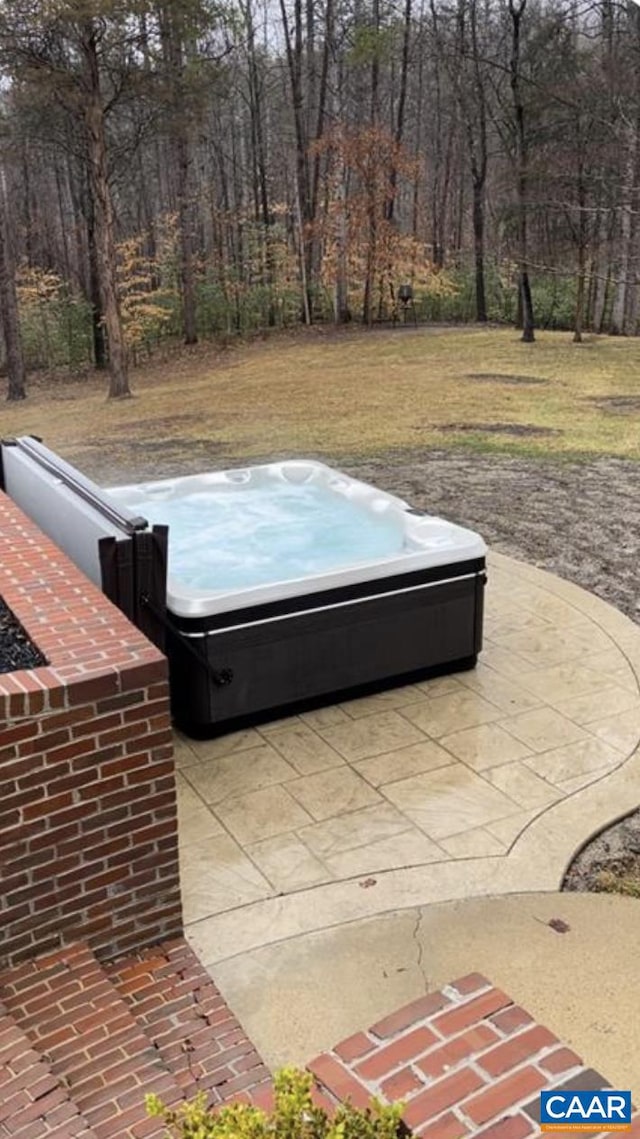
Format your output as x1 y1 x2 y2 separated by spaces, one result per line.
564 810 640 896
0 597 47 674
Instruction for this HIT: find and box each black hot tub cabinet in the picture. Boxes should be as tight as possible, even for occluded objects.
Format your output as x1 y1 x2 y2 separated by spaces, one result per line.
106 461 487 736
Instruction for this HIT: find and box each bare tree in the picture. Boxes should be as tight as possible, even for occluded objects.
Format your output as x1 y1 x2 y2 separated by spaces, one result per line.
508 0 535 341
0 171 26 400
0 2 133 396
81 21 130 396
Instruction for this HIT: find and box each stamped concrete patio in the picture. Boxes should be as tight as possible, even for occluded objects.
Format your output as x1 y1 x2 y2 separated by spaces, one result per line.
176 551 640 965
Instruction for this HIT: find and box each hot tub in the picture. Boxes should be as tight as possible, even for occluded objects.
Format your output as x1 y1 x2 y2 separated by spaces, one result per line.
106 461 486 734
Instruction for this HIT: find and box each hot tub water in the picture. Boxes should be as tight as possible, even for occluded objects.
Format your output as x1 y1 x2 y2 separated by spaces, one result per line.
123 482 406 592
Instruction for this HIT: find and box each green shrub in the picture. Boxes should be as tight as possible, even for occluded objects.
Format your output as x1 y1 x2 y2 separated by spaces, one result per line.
146 1067 404 1139
415 262 578 330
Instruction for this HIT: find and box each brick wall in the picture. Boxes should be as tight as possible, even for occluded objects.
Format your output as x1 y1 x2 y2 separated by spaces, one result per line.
0 491 182 967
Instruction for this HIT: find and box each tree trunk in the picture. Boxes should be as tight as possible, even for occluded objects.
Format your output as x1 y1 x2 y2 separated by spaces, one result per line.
610 125 636 335
245 0 274 320
279 0 313 320
509 0 535 342
472 176 487 322
385 0 411 223
334 151 350 323
82 23 130 398
574 257 585 343
469 0 488 322
0 180 27 401
573 139 587 344
611 5 640 335
159 4 199 345
175 132 198 344
87 189 107 369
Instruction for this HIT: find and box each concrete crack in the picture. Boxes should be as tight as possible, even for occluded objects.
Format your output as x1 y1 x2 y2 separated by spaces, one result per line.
412 908 429 993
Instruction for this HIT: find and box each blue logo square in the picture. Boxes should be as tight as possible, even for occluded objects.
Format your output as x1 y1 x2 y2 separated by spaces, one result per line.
540 1090 632 1131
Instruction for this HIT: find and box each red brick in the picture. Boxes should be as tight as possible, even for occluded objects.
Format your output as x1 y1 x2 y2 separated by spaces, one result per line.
120 661 167 692
71 713 121 739
148 682 170 700
451 973 491 996
246 1082 275 1110
43 739 97 766
356 1026 439 1080
99 723 149 748
380 1067 425 1101
370 992 451 1039
432 990 512 1039
308 1055 373 1110
19 731 71 760
473 1114 534 1139
0 722 39 747
37 708 91 734
490 1007 534 1036
464 1067 547 1126
539 1047 583 1075
311 1084 337 1114
478 1025 558 1077
334 1033 375 1063
96 691 144 714
404 1069 485 1129
417 1112 468 1139
418 1025 499 1079
66 674 120 706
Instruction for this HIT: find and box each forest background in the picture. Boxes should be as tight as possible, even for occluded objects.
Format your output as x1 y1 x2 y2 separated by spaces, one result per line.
0 0 638 400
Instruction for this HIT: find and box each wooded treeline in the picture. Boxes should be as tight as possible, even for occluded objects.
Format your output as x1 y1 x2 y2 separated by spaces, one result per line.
0 0 639 398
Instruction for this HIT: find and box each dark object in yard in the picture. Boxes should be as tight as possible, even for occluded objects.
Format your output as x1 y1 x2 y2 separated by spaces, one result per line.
395 284 417 327
465 373 548 386
547 918 571 934
0 597 47 674
588 395 640 413
438 422 560 438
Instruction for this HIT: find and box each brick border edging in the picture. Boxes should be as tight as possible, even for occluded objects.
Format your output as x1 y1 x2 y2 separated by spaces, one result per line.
304 974 623 1139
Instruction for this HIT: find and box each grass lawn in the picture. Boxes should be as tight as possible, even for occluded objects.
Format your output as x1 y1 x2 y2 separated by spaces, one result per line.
4 326 640 476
